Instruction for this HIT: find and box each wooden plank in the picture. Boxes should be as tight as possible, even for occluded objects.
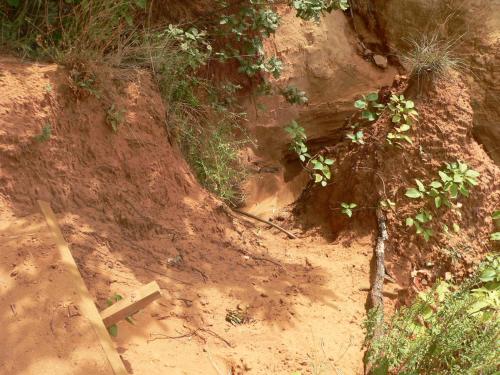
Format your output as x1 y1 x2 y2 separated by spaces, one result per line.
38 200 128 375
100 281 161 327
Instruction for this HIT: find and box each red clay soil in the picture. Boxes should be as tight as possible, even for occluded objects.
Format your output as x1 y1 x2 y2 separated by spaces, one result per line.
0 57 378 374
294 72 500 302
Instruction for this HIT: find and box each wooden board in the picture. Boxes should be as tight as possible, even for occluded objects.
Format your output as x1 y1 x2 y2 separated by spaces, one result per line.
38 200 128 375
101 281 161 327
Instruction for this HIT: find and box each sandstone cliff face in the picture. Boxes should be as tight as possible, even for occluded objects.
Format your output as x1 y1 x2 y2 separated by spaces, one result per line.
353 0 500 164
242 9 397 214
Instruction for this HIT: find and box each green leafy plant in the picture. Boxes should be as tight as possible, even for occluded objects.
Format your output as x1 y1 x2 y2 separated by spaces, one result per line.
70 69 101 98
379 199 396 211
291 0 349 22
285 121 334 187
166 25 212 69
340 202 357 218
311 155 334 187
216 2 281 78
281 86 309 105
106 293 135 337
106 105 125 133
34 123 52 143
346 130 364 144
404 161 479 241
406 209 433 241
354 92 385 122
386 94 418 146
405 161 480 208
285 120 310 162
365 255 500 374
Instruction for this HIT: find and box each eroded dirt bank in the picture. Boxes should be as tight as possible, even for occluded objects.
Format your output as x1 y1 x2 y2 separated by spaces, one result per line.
0 57 377 374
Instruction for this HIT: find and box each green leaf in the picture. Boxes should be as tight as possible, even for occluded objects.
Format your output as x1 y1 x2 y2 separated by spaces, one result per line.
491 232 500 241
324 158 334 165
7 0 20 7
430 181 442 189
415 179 426 192
423 229 432 242
405 188 423 199
314 174 323 183
108 324 118 337
480 268 496 282
465 169 480 178
398 124 411 132
449 184 458 198
406 217 414 227
492 211 500 221
366 92 379 101
405 100 415 109
452 223 460 233
392 115 401 123
362 111 376 121
439 171 451 182
354 100 366 109
434 196 442 208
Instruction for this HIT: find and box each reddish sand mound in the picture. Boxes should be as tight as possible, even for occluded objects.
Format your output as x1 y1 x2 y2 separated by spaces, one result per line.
0 57 373 374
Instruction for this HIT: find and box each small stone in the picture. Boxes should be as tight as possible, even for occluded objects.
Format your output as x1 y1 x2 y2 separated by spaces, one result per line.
373 54 388 69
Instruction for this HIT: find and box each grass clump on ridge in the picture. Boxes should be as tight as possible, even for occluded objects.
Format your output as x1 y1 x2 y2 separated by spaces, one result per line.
402 33 466 79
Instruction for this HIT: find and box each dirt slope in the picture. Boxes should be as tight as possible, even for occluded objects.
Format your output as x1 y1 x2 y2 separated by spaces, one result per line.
0 57 374 374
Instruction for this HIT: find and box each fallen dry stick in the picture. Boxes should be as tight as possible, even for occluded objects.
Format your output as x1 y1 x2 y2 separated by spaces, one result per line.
232 209 298 239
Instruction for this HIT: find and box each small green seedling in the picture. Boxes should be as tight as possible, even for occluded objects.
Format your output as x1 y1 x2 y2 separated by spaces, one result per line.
285 120 310 162
406 210 433 241
106 105 125 133
341 202 357 218
285 121 334 187
438 161 479 199
311 155 334 187
34 123 52 143
281 86 308 105
106 293 135 337
443 223 461 236
386 94 418 146
347 130 364 144
405 161 479 208
380 199 396 211
76 76 100 98
354 92 385 122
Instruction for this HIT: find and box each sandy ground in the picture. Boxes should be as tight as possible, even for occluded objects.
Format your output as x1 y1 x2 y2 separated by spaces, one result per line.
0 57 376 374
0 208 117 375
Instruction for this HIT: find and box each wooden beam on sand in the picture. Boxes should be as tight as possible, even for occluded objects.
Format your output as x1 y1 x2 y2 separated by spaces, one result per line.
38 200 128 375
100 281 161 327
